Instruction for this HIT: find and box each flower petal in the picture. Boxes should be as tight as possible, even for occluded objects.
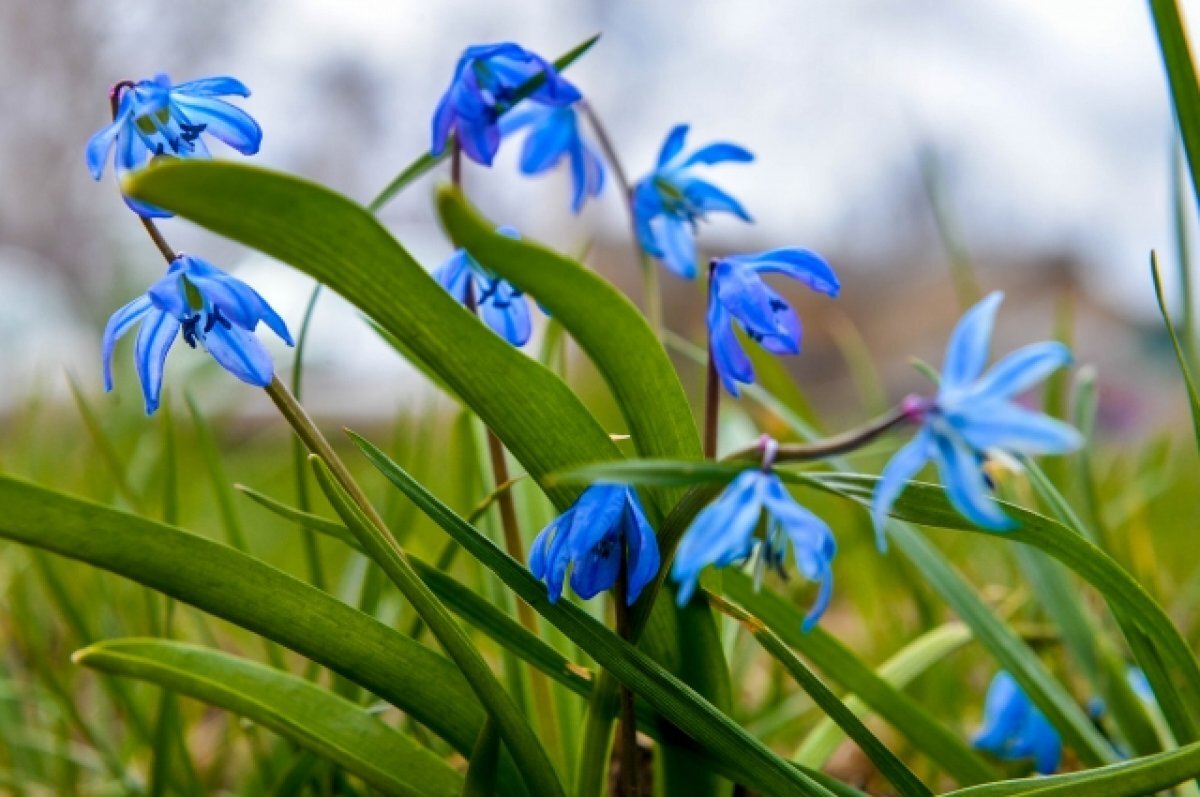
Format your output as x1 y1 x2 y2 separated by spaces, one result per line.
172 76 251 97
170 95 262 155
651 215 696 278
708 298 754 396
932 430 1015 530
455 117 502 166
101 295 153 391
672 472 764 604
518 107 573 174
622 494 660 605
480 282 531 347
680 142 754 167
134 309 180 414
871 429 933 550
952 402 1084 456
680 177 752 221
657 124 690 168
940 291 1004 393
85 115 127 180
204 323 274 387
732 248 840 297
969 341 1073 402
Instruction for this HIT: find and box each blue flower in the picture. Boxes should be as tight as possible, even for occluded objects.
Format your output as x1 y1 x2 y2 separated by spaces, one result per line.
632 125 753 279
708 249 840 396
529 485 660 605
972 671 1062 775
673 442 836 630
431 43 581 167
102 255 292 414
871 292 1083 541
86 74 262 218
433 227 533 346
501 103 604 212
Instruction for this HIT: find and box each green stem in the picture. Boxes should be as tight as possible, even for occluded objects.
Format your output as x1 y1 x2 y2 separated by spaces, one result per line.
580 101 664 336
614 562 640 797
704 262 720 459
264 377 564 797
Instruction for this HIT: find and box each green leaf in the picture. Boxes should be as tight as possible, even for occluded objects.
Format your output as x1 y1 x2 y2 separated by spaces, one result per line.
793 623 974 771
351 434 835 797
0 474 532 797
1149 0 1200 216
366 34 601 213
125 160 617 511
309 456 564 797
721 572 997 786
944 740 1200 797
463 718 502 797
1150 252 1200 454
708 593 932 797
74 639 462 797
802 472 1200 752
549 459 746 488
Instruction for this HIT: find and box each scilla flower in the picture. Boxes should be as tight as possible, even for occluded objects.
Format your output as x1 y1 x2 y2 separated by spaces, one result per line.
708 249 840 396
673 437 836 630
632 125 753 278
86 74 262 217
103 255 292 414
433 227 533 346
529 485 659 605
972 671 1062 775
502 103 604 212
431 43 581 167
871 292 1082 542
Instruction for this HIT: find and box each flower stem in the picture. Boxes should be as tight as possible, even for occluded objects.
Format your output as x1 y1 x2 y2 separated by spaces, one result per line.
579 101 663 337
726 403 911 465
703 262 720 459
613 560 639 797
451 137 463 188
138 217 178 263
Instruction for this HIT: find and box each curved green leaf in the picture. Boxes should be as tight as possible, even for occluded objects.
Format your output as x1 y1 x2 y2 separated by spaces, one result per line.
945 740 1200 797
126 161 616 511
74 639 461 797
0 474 530 797
802 472 1200 749
351 434 834 797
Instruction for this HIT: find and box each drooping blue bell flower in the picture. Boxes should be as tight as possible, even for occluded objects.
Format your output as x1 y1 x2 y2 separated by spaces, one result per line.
501 103 605 212
529 485 660 605
102 254 292 414
972 671 1062 775
86 74 262 217
708 249 840 396
632 124 753 279
871 292 1082 544
433 226 533 346
673 437 836 630
431 43 581 167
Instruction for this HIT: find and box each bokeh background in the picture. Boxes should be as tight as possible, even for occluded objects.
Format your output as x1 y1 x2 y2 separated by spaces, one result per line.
1 0 1196 432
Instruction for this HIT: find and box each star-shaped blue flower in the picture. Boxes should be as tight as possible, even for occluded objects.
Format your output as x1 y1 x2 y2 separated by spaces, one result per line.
501 103 605 212
632 125 753 279
102 255 292 414
431 43 581 167
871 292 1083 542
433 227 534 346
708 249 840 396
673 440 836 630
529 485 660 605
972 671 1062 775
86 74 262 218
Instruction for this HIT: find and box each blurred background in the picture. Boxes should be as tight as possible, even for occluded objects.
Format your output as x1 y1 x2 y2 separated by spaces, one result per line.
1 0 1196 432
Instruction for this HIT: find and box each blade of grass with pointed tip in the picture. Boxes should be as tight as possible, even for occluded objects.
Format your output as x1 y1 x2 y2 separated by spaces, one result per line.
74 639 462 797
350 434 836 797
793 623 973 771
1151 252 1200 453
0 473 535 797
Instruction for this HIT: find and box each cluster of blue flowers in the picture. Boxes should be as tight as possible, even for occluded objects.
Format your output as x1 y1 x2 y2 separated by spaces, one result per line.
89 42 1085 771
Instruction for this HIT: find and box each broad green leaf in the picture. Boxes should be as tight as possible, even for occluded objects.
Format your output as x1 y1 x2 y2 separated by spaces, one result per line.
0 474 532 797
802 472 1200 750
793 623 973 771
463 718 502 797
126 160 616 511
74 639 462 797
944 739 1200 797
1149 0 1200 214
722 573 997 786
309 456 564 797
708 593 932 797
351 434 835 797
